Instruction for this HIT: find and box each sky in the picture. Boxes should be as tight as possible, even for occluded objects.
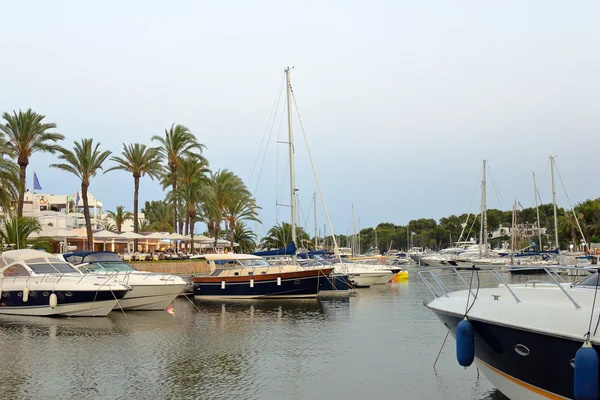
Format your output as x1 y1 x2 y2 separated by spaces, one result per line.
1 1 599 238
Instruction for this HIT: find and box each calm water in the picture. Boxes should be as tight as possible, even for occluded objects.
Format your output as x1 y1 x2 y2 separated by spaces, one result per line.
0 266 523 400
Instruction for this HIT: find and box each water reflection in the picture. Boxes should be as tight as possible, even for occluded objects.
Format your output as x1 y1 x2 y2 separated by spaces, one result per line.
0 268 512 399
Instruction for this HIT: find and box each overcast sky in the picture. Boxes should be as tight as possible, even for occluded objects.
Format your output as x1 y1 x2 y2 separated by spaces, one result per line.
2 1 599 237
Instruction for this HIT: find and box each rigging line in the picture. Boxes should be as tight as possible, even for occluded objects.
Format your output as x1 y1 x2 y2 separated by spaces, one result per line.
554 159 589 252
249 73 285 188
459 177 482 242
274 100 289 213
588 270 600 339
253 76 286 197
486 167 504 210
290 88 343 262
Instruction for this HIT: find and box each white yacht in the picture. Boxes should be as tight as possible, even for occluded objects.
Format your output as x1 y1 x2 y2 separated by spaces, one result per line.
0 249 130 317
420 265 598 399
63 251 187 311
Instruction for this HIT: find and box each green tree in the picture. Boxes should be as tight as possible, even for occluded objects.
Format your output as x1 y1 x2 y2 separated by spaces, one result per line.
233 221 257 253
0 109 64 216
105 143 163 240
142 200 173 232
50 139 111 249
0 140 19 212
0 216 51 251
260 222 310 250
152 124 205 233
106 205 133 232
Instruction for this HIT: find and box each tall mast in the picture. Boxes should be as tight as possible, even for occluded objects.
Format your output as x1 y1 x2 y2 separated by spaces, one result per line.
511 200 517 253
285 67 297 261
313 192 317 249
550 156 559 250
351 204 355 256
533 172 542 250
479 160 487 257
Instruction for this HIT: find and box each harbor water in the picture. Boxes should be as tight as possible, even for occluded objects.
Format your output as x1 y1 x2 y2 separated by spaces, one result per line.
0 266 519 399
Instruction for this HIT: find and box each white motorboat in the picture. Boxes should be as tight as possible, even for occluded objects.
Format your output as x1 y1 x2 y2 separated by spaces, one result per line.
419 265 599 399
0 249 130 317
63 251 187 311
333 261 395 287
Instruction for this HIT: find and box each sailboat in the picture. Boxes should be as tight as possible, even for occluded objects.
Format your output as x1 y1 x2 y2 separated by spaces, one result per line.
192 68 333 299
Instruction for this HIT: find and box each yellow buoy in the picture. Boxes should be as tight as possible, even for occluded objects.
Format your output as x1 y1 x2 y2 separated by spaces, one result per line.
392 271 409 283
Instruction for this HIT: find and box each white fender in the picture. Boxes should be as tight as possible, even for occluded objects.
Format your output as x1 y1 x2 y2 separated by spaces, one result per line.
277 277 281 286
22 287 29 303
250 279 254 288
221 281 226 289
49 293 58 308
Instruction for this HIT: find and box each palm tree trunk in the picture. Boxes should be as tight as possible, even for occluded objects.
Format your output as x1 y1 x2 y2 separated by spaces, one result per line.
133 174 140 251
190 212 196 253
171 169 177 233
82 182 93 250
17 162 27 217
230 220 235 253
184 213 189 236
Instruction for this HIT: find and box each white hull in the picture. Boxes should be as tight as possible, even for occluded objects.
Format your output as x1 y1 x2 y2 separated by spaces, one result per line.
117 283 187 310
372 272 396 285
348 273 386 288
0 299 119 317
476 358 565 400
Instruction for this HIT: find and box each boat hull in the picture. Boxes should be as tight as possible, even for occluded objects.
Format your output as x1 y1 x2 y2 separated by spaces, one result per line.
192 268 333 300
348 272 390 288
118 283 187 310
0 289 128 317
318 274 351 296
430 307 578 399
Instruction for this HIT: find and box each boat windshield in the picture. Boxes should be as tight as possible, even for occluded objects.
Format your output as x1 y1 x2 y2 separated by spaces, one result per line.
80 262 137 273
27 259 78 274
575 272 600 287
238 259 270 267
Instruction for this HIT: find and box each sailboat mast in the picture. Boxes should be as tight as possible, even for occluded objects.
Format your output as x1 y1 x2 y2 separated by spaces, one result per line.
483 160 487 255
351 204 355 256
533 172 542 250
285 67 297 261
313 192 317 249
550 156 559 250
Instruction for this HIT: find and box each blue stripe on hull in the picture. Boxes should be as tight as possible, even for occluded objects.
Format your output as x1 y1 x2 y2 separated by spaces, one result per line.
194 275 324 298
319 274 352 291
433 310 580 399
0 290 128 309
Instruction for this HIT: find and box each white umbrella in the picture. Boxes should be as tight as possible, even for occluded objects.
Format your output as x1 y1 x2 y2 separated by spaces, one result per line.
166 233 187 240
93 230 120 239
142 232 168 239
119 231 145 240
184 234 211 242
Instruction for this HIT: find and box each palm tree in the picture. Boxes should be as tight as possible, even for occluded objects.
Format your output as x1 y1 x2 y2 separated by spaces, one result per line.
105 143 162 238
152 124 206 233
138 220 152 232
260 222 310 250
181 179 203 253
176 156 211 235
233 221 257 254
106 205 133 232
224 188 260 250
0 140 19 212
142 200 173 232
0 109 64 216
0 216 48 250
103 222 117 232
50 139 111 249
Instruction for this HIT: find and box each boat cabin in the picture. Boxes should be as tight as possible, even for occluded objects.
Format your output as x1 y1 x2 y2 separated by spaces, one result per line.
0 249 80 276
63 251 138 273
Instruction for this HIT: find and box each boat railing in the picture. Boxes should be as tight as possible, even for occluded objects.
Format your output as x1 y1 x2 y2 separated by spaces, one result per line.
418 265 597 309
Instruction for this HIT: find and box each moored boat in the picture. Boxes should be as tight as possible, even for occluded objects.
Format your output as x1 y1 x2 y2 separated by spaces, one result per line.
0 249 130 317
192 254 333 300
63 251 188 311
420 265 600 399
